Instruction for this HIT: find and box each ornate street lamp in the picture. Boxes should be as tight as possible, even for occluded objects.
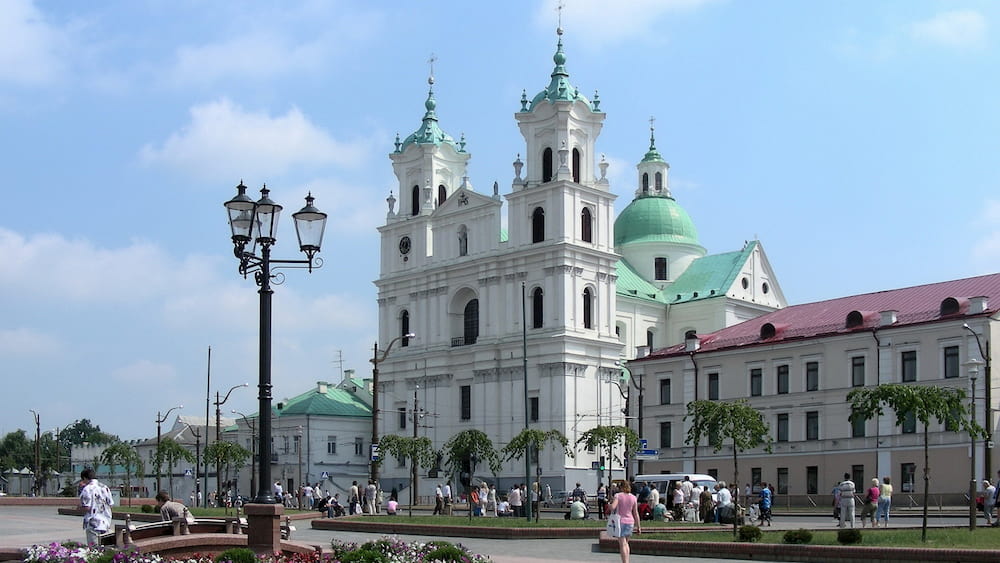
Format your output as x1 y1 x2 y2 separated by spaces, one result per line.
233 410 257 497
155 405 183 493
369 332 416 484
225 182 326 504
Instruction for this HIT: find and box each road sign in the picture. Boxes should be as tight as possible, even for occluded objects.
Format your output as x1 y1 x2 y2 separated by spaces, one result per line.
635 449 659 460
370 443 381 462
640 439 648 449
591 461 599 470
183 468 193 477
320 471 330 479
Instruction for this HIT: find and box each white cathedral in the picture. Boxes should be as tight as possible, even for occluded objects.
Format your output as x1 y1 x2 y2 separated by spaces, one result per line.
373 30 786 495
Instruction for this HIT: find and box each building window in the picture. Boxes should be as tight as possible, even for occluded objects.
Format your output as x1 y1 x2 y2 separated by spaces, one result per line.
659 379 671 405
851 356 865 387
806 466 818 495
542 148 553 182
646 330 654 351
655 171 663 190
582 288 593 329
572 148 581 183
327 436 336 456
529 397 539 422
708 373 719 400
532 207 545 243
776 365 789 394
777 468 788 495
398 407 407 430
806 361 819 392
943 345 960 378
659 421 671 448
411 185 420 216
460 385 471 421
901 350 917 382
642 172 649 194
654 257 667 280
463 299 479 345
282 436 289 454
776 413 789 442
750 368 762 397
401 311 410 347
354 437 363 457
532 287 543 329
437 184 447 206
851 408 865 438
458 225 468 256
806 411 819 441
751 468 762 490
852 465 865 489
901 463 916 492
902 411 916 433
581 207 593 242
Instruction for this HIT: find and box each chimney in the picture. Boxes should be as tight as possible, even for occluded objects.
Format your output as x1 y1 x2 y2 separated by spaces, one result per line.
685 330 701 352
970 296 989 314
635 345 649 359
317 381 328 394
879 310 898 326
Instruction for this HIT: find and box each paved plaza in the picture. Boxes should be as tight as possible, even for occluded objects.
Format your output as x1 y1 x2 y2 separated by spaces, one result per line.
0 505 985 563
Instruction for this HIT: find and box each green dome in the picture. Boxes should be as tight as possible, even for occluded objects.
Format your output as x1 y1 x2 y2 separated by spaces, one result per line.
614 195 700 247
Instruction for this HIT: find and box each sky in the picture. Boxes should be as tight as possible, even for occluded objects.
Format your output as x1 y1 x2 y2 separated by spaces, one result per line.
1 0 998 441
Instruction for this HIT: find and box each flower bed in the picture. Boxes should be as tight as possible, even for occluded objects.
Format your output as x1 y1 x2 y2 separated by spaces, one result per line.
23 539 491 563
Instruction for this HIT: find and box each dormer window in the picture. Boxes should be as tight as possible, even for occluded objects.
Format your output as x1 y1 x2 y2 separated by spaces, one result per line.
940 297 964 316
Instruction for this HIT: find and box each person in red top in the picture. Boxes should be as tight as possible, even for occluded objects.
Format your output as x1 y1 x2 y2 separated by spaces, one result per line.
608 481 641 563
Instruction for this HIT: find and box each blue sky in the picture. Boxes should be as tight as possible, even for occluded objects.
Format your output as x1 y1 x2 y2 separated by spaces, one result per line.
2 0 998 440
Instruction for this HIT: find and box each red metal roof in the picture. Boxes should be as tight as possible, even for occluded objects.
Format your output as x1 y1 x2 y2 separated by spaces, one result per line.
641 273 1000 360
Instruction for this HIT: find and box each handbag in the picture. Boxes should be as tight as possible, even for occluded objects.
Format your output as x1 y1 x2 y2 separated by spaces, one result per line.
606 513 622 537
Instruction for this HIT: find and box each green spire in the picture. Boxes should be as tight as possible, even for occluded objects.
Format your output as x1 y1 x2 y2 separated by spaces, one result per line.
397 67 459 153
523 26 599 113
641 116 665 163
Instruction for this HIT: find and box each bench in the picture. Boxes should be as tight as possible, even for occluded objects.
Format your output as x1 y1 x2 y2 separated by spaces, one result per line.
101 511 295 548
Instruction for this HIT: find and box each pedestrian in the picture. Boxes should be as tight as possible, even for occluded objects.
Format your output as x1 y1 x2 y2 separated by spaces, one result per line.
608 480 641 563
531 482 540 516
155 490 193 523
78 468 114 545
488 483 498 517
649 483 660 509
838 473 856 528
698 485 713 523
572 482 586 504
860 478 879 528
671 481 684 521
273 480 283 499
877 476 892 527
433 483 444 515
349 480 360 515
714 481 732 524
757 482 772 526
545 483 552 507
744 483 752 504
983 480 996 526
680 475 693 504
443 480 453 515
596 483 608 518
509 484 522 517
365 480 377 514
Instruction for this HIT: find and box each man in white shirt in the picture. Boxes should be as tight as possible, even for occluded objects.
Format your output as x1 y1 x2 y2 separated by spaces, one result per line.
838 473 857 528
79 469 114 545
433 484 444 515
509 485 522 517
442 480 453 515
680 476 694 503
649 484 660 508
714 481 732 524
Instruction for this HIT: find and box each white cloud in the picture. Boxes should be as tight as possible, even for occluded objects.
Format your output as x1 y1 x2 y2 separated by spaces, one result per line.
911 10 987 49
0 0 69 86
110 359 177 384
0 328 59 357
139 99 370 181
534 0 716 47
165 33 327 88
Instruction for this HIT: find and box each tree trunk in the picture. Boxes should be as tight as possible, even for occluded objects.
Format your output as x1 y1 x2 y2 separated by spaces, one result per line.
921 425 929 543
732 442 740 537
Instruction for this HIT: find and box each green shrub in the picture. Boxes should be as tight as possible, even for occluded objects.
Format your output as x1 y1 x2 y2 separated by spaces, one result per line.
214 547 257 563
140 504 154 513
737 525 762 543
425 544 467 562
782 528 813 544
90 552 115 563
837 528 863 545
359 539 396 556
338 549 388 563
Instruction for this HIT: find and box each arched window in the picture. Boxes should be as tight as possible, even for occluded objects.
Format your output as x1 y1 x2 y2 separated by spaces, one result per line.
532 287 543 329
542 148 553 182
437 184 447 206
582 288 593 329
401 311 410 347
655 171 663 190
646 330 654 351
642 173 649 194
410 184 420 216
654 257 667 280
458 225 468 256
463 299 479 345
532 207 545 243
572 148 581 183
581 207 593 243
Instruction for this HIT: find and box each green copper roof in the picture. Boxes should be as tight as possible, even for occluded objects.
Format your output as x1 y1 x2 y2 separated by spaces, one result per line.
616 259 666 304
397 78 461 153
667 242 757 303
522 32 600 114
274 382 372 418
614 195 700 247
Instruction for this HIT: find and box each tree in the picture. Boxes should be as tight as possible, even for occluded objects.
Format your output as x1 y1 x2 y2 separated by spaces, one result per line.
576 425 640 491
0 430 33 472
154 438 195 497
204 441 251 508
59 419 118 446
441 430 503 520
101 441 143 506
847 383 987 542
502 429 573 521
684 399 772 537
378 434 438 517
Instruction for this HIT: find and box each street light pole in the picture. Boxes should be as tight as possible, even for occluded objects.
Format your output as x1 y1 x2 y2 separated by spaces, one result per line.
965 323 992 478
233 410 257 497
965 358 985 531
225 182 327 504
521 282 531 522
369 332 416 484
29 410 40 496
155 405 183 493
213 383 248 506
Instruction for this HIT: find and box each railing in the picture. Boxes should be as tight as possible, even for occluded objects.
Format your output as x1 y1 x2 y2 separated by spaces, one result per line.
451 336 477 347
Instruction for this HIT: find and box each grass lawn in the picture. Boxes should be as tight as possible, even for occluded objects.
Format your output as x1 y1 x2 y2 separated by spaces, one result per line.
642 527 1000 549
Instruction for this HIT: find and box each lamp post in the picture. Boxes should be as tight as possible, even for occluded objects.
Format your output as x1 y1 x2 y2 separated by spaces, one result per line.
213 383 247 507
965 323 992 478
965 358 985 531
369 332 416 484
29 410 40 496
225 182 327 504
296 426 303 509
155 405 183 493
233 410 257 497
521 282 531 522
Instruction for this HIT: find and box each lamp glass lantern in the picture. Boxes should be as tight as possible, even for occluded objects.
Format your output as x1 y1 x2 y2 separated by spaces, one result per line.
251 186 282 244
292 192 327 261
224 183 256 246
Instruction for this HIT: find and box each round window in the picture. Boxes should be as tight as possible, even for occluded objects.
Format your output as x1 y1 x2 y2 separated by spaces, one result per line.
762 282 770 294
741 277 749 289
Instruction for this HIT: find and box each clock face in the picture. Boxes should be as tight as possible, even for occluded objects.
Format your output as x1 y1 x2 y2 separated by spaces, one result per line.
399 236 411 255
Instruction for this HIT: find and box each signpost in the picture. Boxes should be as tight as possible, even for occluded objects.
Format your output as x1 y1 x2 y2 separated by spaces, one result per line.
635 449 659 460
